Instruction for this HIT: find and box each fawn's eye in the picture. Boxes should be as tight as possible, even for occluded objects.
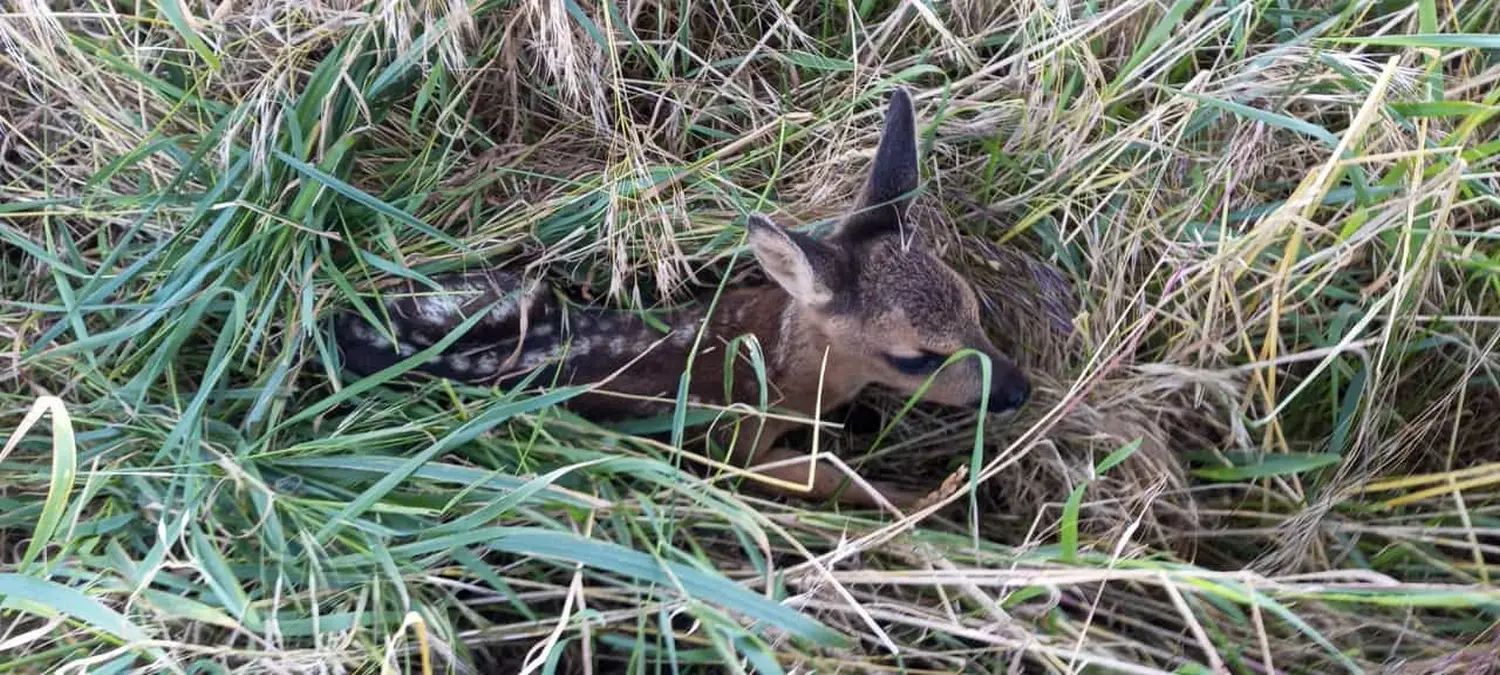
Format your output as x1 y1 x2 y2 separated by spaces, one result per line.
884 351 949 376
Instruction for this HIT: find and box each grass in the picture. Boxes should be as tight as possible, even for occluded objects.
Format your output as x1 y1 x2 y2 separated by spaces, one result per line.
3 0 1500 672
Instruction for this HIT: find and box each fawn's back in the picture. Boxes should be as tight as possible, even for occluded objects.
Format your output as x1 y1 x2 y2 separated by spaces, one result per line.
333 269 802 421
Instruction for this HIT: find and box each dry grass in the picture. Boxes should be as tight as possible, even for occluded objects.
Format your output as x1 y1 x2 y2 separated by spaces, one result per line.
3 0 1500 673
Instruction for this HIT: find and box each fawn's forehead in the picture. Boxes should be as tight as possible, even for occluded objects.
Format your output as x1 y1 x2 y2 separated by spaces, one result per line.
855 238 979 330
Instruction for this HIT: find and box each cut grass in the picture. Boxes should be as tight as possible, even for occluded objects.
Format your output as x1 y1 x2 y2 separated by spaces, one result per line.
3 0 1500 672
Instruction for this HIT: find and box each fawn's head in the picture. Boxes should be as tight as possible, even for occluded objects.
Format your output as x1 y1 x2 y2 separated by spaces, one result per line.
745 87 1032 413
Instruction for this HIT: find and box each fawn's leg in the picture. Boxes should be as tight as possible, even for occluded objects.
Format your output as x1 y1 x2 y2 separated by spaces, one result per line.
720 418 921 509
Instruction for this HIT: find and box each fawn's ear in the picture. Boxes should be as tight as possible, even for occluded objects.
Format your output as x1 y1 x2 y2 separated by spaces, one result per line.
746 214 842 307
839 86 920 242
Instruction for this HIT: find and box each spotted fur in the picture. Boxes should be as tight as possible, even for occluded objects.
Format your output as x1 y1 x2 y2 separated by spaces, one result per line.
332 87 1032 510
332 269 723 421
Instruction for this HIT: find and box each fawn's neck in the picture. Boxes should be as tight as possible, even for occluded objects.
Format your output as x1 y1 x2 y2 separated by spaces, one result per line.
699 286 870 414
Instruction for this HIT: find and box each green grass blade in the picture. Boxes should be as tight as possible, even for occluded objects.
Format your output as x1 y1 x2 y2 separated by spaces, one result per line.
489 528 851 648
1 396 79 573
271 149 462 249
0 574 149 644
1322 33 1500 50
312 384 592 543
1191 453 1343 481
153 0 221 70
1166 87 1341 146
1107 0 1199 92
1096 438 1144 475
1058 482 1087 563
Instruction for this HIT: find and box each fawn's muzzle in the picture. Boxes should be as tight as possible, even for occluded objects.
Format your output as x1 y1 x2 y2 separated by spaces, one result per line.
981 356 1031 413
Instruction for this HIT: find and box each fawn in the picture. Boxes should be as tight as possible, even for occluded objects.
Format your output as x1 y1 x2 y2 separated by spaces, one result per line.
332 87 1031 509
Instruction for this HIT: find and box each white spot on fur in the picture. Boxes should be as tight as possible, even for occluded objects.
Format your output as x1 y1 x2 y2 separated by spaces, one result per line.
476 353 500 374
399 342 417 357
531 323 554 337
487 299 518 324
415 295 461 323
671 326 695 346
349 321 394 351
448 354 472 372
608 336 626 355
346 320 371 341
516 348 553 369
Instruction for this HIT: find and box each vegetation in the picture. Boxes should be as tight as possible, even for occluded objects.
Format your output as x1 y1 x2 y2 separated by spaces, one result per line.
3 0 1499 672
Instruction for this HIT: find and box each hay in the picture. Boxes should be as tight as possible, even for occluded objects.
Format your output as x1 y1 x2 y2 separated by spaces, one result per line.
3 0 1499 672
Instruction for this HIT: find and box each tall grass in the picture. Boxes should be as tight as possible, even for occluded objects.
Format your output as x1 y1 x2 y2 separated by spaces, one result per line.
3 0 1499 672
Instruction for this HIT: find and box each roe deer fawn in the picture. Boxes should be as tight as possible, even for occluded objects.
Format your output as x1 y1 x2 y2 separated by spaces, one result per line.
332 87 1031 509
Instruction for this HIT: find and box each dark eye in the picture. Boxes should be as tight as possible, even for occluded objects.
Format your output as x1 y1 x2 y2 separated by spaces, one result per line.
884 351 949 376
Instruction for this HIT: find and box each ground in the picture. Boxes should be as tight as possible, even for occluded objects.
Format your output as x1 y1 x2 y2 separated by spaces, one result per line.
2 1 1499 673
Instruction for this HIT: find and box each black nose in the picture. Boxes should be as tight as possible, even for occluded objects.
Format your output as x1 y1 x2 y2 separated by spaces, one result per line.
987 369 1031 412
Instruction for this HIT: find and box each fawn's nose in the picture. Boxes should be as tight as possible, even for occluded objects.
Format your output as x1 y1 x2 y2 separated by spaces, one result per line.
985 363 1031 412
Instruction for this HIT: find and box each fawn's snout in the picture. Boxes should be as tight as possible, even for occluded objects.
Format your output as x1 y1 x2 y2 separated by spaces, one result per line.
909 338 1031 414
980 349 1031 412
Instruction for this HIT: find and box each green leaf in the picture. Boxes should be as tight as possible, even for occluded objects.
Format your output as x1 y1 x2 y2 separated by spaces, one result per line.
1192 453 1342 481
155 287 248 459
1107 0 1198 91
313 384 591 543
1 396 78 573
1389 101 1500 119
1186 577 1362 674
1418 0 1438 33
1321 34 1500 50
1096 437 1143 475
155 0 221 70
189 525 261 627
495 528 850 648
367 23 446 99
424 459 610 537
139 588 240 628
735 633 787 674
1166 88 1341 146
785 51 855 72
1058 482 1087 563
274 455 596 507
0 574 149 644
562 0 608 49
271 149 461 249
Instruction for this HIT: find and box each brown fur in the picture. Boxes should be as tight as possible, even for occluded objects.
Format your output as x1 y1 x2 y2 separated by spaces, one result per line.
331 88 1031 510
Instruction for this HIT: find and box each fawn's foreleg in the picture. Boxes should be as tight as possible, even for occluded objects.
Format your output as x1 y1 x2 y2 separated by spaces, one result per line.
720 417 920 510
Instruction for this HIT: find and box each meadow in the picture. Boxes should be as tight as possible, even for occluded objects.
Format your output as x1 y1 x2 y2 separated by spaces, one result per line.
2 0 1499 672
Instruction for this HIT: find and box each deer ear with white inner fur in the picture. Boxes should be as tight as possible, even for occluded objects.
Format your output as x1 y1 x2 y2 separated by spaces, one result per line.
745 214 840 307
